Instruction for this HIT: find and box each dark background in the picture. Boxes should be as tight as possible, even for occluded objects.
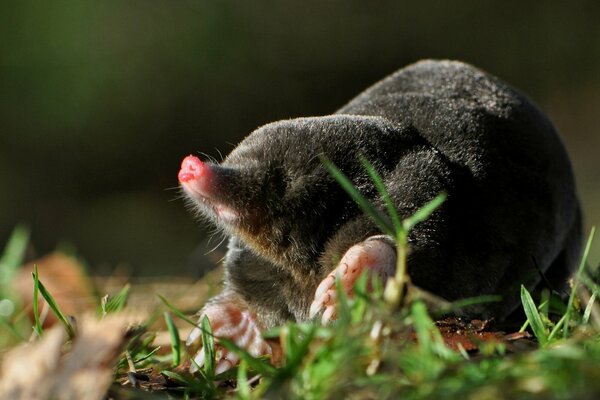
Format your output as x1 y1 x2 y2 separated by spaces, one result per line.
1 0 599 276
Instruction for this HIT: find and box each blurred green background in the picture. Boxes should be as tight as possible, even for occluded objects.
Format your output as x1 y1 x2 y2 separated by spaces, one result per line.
1 1 598 276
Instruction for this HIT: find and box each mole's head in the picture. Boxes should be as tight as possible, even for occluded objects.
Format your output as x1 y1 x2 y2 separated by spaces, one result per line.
179 115 411 270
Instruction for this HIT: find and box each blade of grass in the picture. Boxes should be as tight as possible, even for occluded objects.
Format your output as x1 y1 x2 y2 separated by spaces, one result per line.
266 323 316 393
0 316 25 341
201 315 215 378
520 285 548 345
218 337 277 376
540 289 550 319
32 265 43 337
518 319 528 333
351 271 369 324
359 155 403 235
0 224 30 292
403 192 447 231
359 154 413 310
101 284 131 315
412 301 433 351
157 294 201 328
519 299 550 333
385 193 446 308
236 360 251 400
32 267 75 339
411 300 456 360
116 331 156 371
321 156 394 236
564 226 595 338
335 277 351 324
161 370 211 394
548 313 568 341
133 346 161 364
158 295 221 378
164 311 181 366
435 294 502 317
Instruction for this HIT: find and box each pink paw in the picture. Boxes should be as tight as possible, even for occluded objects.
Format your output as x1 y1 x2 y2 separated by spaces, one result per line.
186 303 271 374
309 237 396 323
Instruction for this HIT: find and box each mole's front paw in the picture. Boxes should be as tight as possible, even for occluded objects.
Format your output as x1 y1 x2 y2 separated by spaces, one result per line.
186 303 271 374
309 236 396 323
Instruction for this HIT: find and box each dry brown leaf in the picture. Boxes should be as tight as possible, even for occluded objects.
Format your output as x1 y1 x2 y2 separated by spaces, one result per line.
0 325 66 399
0 314 137 400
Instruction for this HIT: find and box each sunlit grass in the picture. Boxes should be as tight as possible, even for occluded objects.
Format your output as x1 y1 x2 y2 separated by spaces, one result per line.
0 224 598 399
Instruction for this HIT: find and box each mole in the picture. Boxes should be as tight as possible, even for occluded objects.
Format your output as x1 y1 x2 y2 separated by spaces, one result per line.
178 60 581 373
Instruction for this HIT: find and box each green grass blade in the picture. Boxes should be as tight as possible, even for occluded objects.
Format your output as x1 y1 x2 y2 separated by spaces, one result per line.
435 294 502 317
32 268 75 339
519 299 551 333
359 155 403 236
236 360 251 400
201 315 216 378
221 341 276 377
548 313 568 341
266 324 316 393
0 316 25 341
403 192 447 231
164 311 181 366
518 319 529 333
411 300 456 360
32 265 43 337
132 346 161 364
351 271 369 324
160 370 210 394
101 284 131 315
335 277 351 324
0 224 30 293
321 156 394 236
157 294 201 328
520 285 548 345
218 336 277 376
412 301 433 351
564 226 596 338
540 289 550 319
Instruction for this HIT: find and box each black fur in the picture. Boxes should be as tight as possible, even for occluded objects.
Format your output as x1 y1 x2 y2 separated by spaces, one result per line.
188 60 581 327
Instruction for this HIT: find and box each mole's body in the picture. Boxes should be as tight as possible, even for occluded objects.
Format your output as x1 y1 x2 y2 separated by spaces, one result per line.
179 60 581 371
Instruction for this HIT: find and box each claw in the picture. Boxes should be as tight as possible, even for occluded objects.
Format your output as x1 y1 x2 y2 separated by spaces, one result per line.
314 275 335 300
190 350 205 373
309 290 337 319
186 303 271 374
186 326 202 347
310 237 396 324
309 292 326 318
215 359 234 375
321 305 336 324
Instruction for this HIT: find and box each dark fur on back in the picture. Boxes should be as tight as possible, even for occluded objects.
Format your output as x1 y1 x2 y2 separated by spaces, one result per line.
207 60 581 328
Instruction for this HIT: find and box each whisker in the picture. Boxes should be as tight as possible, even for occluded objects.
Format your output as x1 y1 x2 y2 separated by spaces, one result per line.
308 151 326 164
204 234 227 256
215 147 224 162
197 151 218 164
216 254 226 265
167 195 185 203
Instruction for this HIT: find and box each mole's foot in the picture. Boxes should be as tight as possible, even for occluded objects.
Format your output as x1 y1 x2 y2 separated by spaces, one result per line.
309 236 396 323
186 303 271 374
